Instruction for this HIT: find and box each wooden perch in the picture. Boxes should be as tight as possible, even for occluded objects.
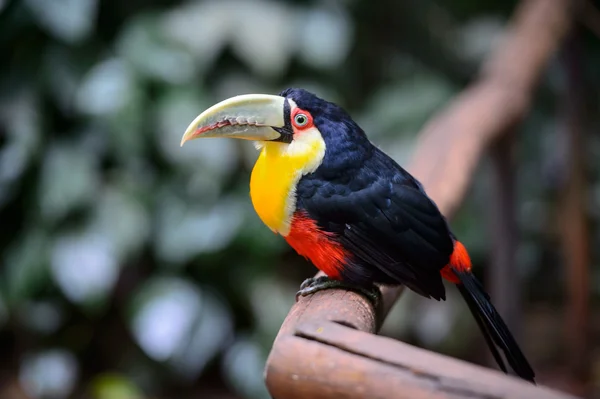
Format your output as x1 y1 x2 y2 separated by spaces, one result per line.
265 0 579 397
268 320 578 399
266 290 578 399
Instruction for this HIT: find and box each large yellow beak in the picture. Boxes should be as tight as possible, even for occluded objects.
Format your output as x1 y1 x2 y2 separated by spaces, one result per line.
180 94 292 147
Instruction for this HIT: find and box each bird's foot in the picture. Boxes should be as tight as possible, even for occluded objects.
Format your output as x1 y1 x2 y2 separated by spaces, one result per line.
296 276 381 308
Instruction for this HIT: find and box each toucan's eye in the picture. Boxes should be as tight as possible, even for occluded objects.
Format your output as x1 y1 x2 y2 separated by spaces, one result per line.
291 108 313 131
294 113 309 127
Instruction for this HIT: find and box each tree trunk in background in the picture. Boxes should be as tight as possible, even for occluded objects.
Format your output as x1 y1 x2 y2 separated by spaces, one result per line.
560 30 590 397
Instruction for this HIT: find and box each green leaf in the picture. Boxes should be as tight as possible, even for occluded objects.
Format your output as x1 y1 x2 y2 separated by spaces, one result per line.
38 143 99 223
0 294 7 329
3 229 50 304
24 0 98 43
91 373 144 399
18 301 64 334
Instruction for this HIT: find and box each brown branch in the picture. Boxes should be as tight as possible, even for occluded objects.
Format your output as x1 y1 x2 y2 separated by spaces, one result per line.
268 321 579 399
265 0 578 397
409 0 579 217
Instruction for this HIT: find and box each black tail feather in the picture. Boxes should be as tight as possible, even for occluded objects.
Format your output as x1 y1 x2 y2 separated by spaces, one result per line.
455 270 536 383
458 284 508 374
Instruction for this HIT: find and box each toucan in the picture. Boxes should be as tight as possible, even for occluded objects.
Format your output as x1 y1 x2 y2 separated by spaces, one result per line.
180 88 535 383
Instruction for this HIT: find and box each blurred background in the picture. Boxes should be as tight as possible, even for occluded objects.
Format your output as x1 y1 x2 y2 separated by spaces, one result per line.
1 0 599 398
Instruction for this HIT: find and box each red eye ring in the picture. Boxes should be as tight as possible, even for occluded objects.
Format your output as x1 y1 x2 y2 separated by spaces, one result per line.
291 108 313 130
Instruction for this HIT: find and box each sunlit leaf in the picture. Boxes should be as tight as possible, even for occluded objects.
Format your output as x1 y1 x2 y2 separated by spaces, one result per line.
130 278 202 361
161 1 233 71
360 74 455 139
222 337 271 399
236 201 288 256
171 288 233 379
154 87 239 181
129 278 233 378
20 349 78 399
412 294 459 347
379 293 416 338
228 0 296 77
24 0 98 43
117 14 196 84
297 5 353 69
164 0 298 77
212 72 275 101
0 90 41 207
76 58 135 116
249 277 295 339
50 231 119 308
91 186 150 260
155 193 245 264
457 16 505 64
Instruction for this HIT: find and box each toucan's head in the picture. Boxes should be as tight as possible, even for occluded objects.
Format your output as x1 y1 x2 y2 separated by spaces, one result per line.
181 88 371 234
180 88 368 158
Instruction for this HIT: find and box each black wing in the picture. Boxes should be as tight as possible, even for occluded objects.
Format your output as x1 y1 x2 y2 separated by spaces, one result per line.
296 148 454 300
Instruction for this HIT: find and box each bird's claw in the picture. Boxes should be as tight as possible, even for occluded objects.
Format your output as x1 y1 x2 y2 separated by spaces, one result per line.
298 276 327 291
295 276 381 308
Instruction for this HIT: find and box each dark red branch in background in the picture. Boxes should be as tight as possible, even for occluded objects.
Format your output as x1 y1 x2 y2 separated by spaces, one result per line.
559 30 591 397
488 132 521 359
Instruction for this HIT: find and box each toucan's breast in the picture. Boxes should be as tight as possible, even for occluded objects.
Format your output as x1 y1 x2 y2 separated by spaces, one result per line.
250 143 301 235
249 130 325 235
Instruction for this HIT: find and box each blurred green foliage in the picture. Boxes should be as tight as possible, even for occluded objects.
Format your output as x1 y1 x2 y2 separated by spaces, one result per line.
1 0 599 398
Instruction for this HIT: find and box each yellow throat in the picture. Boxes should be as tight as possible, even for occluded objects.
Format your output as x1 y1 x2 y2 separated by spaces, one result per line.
249 129 326 236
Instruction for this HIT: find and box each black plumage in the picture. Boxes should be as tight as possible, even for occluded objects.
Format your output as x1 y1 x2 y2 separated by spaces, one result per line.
285 87 453 298
297 146 453 300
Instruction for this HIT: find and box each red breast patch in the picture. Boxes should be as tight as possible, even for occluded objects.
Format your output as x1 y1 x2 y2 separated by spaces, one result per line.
284 211 347 280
